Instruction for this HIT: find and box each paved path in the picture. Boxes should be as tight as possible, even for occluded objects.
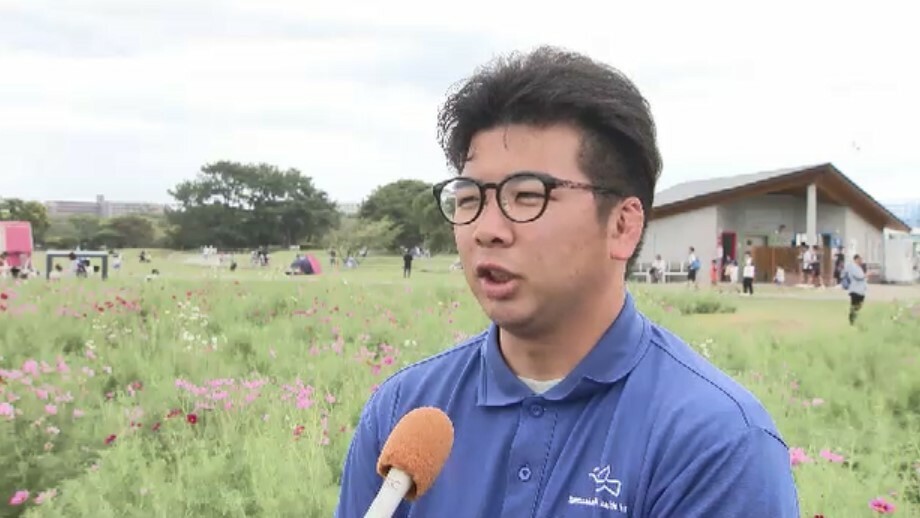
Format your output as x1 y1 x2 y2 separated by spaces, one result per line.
643 281 920 302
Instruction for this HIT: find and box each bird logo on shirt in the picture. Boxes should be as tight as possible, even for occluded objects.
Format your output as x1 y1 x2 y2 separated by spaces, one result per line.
589 465 622 497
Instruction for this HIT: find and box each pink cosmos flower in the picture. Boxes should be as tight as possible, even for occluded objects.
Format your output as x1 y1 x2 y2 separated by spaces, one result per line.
0 402 14 419
9 490 29 506
869 497 896 514
790 447 812 466
34 488 57 504
22 360 38 375
44 404 57 415
820 449 845 463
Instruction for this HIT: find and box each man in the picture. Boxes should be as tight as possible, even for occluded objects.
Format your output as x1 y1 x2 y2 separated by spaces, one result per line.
686 246 700 288
336 47 798 517
842 254 867 324
402 249 414 278
650 254 666 283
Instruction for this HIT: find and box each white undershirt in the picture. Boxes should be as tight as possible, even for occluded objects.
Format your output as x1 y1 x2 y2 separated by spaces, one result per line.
518 376 564 395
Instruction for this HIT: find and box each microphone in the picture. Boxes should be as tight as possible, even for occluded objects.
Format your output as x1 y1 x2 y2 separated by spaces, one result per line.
363 406 454 518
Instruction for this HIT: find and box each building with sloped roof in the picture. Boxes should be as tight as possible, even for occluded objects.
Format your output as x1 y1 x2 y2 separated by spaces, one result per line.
637 163 911 283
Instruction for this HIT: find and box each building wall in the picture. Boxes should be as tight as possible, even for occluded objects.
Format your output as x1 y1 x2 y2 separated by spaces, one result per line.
717 194 846 255
644 194 893 271
639 206 718 269
844 208 884 264
45 196 165 219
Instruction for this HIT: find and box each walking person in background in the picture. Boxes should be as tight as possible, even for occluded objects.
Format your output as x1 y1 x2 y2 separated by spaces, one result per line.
841 254 867 325
402 248 414 278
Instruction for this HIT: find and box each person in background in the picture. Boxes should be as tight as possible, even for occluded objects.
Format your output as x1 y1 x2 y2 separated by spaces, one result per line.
833 247 846 285
709 259 720 289
774 265 786 289
810 245 823 288
726 259 741 293
742 254 755 296
650 254 665 283
841 254 867 325
402 248 414 278
686 246 699 289
799 243 812 285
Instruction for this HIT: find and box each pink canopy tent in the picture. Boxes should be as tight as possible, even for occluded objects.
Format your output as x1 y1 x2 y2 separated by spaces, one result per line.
306 253 321 274
0 221 34 268
289 253 322 275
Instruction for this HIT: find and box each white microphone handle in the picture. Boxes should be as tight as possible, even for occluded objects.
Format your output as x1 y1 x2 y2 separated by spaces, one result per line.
363 468 413 518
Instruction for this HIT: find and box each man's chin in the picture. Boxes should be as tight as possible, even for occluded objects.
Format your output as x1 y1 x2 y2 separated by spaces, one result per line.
480 300 537 334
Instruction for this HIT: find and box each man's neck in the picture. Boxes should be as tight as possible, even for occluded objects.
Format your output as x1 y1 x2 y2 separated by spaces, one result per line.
498 284 627 381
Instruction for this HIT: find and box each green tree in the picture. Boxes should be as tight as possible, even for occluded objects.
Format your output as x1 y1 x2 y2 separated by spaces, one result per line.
166 161 339 249
65 215 102 248
358 180 430 251
411 189 455 253
105 215 157 248
324 216 400 257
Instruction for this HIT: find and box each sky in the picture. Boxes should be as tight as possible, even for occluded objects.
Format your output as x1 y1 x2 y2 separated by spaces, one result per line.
1 0 918 207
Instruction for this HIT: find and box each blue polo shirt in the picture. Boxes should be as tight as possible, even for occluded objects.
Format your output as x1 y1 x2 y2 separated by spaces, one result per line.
335 292 799 517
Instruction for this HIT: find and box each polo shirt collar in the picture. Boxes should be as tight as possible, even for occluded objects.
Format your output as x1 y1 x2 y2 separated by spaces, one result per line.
477 291 649 407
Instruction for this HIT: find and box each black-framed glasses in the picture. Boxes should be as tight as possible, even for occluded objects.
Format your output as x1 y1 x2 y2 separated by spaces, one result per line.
432 171 623 225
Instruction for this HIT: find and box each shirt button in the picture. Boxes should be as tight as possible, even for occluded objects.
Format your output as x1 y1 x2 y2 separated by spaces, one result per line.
517 465 532 482
529 404 544 418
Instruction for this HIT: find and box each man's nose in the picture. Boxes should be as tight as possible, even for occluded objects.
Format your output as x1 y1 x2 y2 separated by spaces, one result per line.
472 192 514 247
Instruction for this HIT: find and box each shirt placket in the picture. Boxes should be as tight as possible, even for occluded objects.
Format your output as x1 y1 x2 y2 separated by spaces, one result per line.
501 397 557 517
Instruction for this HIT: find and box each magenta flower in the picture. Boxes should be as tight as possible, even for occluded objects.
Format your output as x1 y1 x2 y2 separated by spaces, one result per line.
819 449 845 463
9 490 29 506
869 497 896 514
790 447 812 466
22 360 38 375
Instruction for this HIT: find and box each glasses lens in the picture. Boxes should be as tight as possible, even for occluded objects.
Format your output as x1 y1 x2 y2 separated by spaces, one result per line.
439 178 481 224
500 174 549 222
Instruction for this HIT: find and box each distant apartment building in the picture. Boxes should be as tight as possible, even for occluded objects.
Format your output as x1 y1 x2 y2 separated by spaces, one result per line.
44 195 166 219
885 200 920 229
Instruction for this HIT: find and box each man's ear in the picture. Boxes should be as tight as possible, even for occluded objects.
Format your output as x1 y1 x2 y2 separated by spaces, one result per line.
608 197 645 261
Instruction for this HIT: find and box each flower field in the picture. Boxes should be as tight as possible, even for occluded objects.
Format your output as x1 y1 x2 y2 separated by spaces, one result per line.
1 253 919 517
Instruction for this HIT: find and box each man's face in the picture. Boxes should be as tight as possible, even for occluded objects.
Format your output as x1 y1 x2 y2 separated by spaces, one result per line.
453 123 619 336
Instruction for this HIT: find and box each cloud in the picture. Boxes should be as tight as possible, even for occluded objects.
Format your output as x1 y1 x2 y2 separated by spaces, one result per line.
0 0 917 207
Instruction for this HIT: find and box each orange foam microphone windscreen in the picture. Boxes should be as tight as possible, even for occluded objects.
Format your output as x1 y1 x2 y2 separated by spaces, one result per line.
375 406 454 501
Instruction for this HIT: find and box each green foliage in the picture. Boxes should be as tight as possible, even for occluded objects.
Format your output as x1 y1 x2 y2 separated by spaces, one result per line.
166 161 340 249
43 214 162 250
358 179 430 251
355 179 456 253
323 216 400 256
